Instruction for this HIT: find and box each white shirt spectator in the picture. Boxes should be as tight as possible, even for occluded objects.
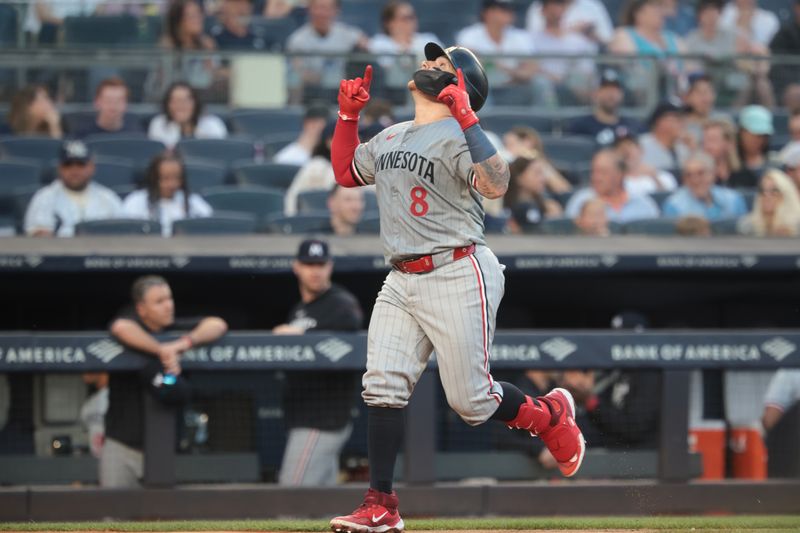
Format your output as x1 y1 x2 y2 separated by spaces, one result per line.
530 29 596 81
624 171 678 197
526 0 614 44
284 157 335 216
286 22 366 88
638 133 691 173
122 189 213 236
368 32 442 86
24 0 104 34
719 3 779 46
564 187 660 222
24 180 123 237
274 142 314 166
147 114 228 149
80 386 108 458
456 23 535 85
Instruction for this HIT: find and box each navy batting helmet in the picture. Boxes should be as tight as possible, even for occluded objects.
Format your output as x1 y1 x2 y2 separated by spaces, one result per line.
424 42 489 112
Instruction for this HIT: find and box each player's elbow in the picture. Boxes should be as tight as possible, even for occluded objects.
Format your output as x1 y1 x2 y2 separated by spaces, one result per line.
483 182 508 199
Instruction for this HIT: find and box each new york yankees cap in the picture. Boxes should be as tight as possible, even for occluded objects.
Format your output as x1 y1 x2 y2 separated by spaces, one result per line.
296 238 331 263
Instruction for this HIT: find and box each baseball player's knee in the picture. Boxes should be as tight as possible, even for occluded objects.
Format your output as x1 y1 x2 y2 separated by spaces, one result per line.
447 397 490 426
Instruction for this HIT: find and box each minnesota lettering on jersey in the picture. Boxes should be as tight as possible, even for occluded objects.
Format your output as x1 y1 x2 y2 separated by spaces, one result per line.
375 150 436 184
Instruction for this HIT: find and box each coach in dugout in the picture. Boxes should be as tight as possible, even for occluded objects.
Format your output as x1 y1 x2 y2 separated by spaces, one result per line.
103 275 227 488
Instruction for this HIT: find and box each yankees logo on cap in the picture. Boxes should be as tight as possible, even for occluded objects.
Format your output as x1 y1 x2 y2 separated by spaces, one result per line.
296 238 331 263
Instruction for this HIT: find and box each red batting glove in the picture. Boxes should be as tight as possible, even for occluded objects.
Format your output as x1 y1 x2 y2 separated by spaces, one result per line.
337 65 372 121
437 68 478 131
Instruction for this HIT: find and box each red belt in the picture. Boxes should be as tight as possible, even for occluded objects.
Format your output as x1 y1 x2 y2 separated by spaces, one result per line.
393 244 476 274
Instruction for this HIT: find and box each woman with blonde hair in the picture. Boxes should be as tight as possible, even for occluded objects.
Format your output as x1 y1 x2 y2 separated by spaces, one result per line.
738 169 800 237
6 84 62 138
702 118 741 185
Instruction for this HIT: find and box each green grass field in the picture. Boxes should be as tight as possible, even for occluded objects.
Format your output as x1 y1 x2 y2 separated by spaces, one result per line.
2 516 800 532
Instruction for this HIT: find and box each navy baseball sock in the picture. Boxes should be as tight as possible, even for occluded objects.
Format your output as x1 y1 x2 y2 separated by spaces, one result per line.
490 381 529 422
368 406 404 494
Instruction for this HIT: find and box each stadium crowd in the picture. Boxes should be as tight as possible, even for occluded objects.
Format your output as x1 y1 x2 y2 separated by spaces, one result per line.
1 0 800 238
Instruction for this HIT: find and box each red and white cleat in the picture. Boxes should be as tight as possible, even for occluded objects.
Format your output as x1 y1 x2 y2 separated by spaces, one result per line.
330 488 405 533
537 387 586 477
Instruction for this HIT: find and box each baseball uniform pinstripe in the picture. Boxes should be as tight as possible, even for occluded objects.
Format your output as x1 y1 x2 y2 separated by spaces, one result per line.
352 117 505 425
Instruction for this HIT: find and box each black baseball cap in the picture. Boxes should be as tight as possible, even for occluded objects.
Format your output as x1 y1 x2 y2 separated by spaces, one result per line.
483 0 514 9
598 68 622 88
59 139 92 164
296 238 331 263
648 99 685 127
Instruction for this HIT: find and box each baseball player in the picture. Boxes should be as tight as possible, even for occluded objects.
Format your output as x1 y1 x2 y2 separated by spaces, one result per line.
329 43 586 533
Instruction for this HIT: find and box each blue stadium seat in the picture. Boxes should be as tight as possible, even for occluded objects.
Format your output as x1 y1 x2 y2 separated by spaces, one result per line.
233 161 300 190
202 185 285 223
356 214 381 234
773 109 790 136
74 218 162 236
484 212 509 234
85 137 166 168
540 136 597 163
412 0 480 44
623 217 678 235
229 109 304 138
172 213 258 235
176 138 255 167
184 159 230 191
0 137 61 167
91 157 137 193
264 214 333 234
479 109 556 136
0 159 42 192
364 189 378 212
250 16 298 51
339 0 383 36
63 15 139 46
296 189 331 213
711 218 740 236
649 191 672 209
539 217 578 235
260 133 298 159
0 4 19 47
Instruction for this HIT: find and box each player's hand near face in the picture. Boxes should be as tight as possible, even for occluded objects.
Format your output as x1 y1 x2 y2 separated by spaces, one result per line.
338 65 373 121
437 68 479 131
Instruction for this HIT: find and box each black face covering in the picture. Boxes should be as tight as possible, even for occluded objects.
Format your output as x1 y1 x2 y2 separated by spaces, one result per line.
412 68 457 98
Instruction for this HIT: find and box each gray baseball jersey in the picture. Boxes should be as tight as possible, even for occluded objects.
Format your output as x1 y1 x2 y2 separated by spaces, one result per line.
350 117 506 425
352 118 486 263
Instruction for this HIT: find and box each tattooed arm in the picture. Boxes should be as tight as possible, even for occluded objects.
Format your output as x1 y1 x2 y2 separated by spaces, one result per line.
472 152 510 199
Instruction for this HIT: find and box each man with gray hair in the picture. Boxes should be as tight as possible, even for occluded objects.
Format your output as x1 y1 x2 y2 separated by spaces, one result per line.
103 276 228 488
662 151 748 220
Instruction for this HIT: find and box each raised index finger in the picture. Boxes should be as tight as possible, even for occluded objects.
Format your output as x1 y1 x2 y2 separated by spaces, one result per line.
456 68 465 90
362 65 373 92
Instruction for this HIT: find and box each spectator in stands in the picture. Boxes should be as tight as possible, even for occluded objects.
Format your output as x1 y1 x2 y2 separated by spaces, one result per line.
565 149 660 223
777 111 800 164
493 370 559 472
762 369 800 432
369 1 442 90
327 184 365 236
769 0 800 108
6 84 63 138
274 239 363 486
122 152 213 236
584 312 661 449
738 169 800 237
80 372 109 459
730 105 773 188
609 0 687 100
662 0 695 36
702 118 742 185
105 275 228 487
274 103 330 166
781 143 800 192
566 68 640 147
720 0 780 47
211 0 265 49
504 151 563 233
24 140 123 237
638 100 691 174
526 0 613 46
259 0 294 19
285 0 368 103
574 197 611 236
529 0 597 105
685 0 774 109
614 133 677 196
501 127 572 194
456 0 541 106
73 77 143 138
148 81 228 149
24 1 100 44
682 73 719 145
662 151 748 221
162 0 221 91
675 215 712 236
557 370 602 445
284 122 335 215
